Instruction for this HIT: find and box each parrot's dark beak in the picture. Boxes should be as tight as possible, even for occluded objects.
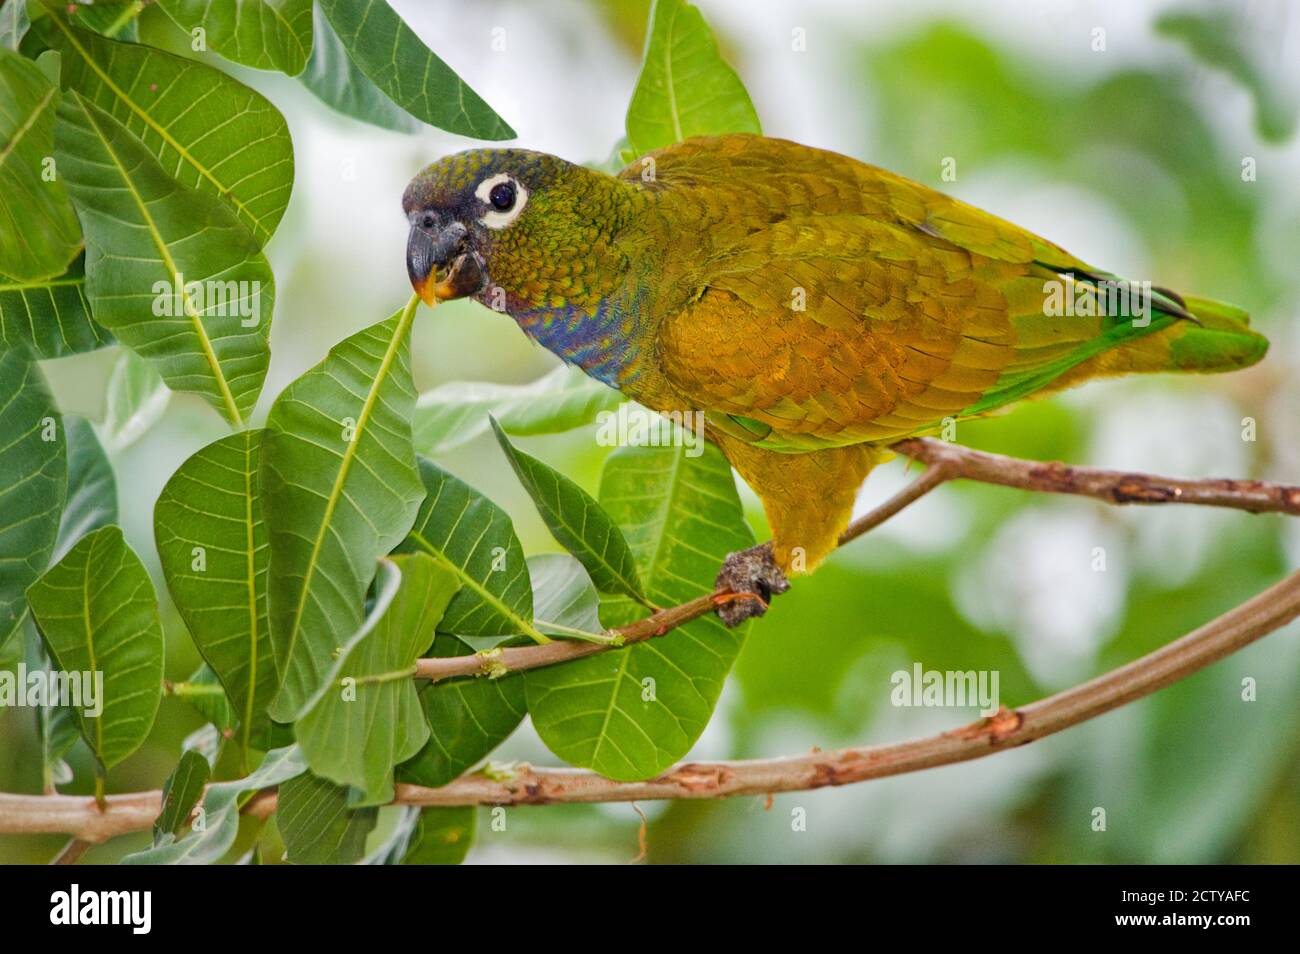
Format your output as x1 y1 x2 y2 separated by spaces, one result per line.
406 218 483 305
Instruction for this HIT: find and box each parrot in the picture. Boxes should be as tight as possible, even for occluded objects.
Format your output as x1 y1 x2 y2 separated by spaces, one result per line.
402 134 1268 625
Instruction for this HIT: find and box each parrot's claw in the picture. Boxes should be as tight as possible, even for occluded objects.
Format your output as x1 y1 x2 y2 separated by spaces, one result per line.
713 542 790 627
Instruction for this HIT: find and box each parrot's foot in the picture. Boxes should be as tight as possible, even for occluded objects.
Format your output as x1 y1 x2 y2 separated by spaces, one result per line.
713 542 790 627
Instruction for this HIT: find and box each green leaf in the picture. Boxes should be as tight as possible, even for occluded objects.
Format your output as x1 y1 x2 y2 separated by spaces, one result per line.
413 365 623 455
525 443 754 781
530 552 606 639
23 624 80 792
0 47 81 281
0 255 113 359
297 2 417 133
155 0 313 75
25 525 164 771
55 91 273 427
99 347 169 453
397 457 540 641
0 615 20 689
53 414 115 562
153 748 210 846
403 806 474 864
296 554 459 806
0 347 64 646
277 770 378 864
122 744 307 864
155 430 275 752
67 1 143 41
170 663 238 735
492 419 646 605
316 0 514 140
624 0 761 155
398 634 527 789
365 805 475 865
0 0 29 50
43 14 294 244
261 301 425 721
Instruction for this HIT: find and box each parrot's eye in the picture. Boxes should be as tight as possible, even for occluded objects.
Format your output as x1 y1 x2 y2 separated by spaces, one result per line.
420 213 435 229
489 182 516 211
474 173 529 229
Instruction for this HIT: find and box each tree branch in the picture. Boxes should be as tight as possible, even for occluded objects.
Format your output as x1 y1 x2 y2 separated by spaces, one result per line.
415 439 1300 682
6 567 1296 839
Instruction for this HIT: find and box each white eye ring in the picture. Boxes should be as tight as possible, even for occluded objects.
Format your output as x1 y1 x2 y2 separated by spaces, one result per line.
475 173 528 229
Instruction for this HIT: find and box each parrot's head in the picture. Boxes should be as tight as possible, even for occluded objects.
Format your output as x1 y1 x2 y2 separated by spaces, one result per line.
403 148 626 310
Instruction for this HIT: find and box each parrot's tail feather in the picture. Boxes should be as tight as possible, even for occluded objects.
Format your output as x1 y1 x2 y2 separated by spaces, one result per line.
1033 294 1266 395
1159 296 1269 372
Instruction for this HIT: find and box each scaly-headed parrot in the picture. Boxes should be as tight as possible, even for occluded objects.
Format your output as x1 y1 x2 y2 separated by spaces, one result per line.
403 134 1267 624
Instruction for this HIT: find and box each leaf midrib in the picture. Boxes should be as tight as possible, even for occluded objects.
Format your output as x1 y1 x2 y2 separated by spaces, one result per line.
241 434 259 752
47 14 263 239
0 81 55 172
281 299 418 688
76 96 242 425
662 4 683 143
407 529 547 644
81 534 104 762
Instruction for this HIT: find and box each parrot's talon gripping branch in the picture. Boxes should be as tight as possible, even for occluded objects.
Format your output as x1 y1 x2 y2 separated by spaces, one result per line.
713 542 791 627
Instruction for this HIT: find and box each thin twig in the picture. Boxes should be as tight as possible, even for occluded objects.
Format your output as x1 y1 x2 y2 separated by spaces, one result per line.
49 837 92 865
7 568 1296 838
894 437 1300 515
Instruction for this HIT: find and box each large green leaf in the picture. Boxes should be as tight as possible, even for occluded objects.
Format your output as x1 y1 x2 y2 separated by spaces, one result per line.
0 347 64 646
55 92 274 427
525 443 753 781
316 0 514 140
0 47 81 281
156 0 313 75
25 525 164 771
492 420 646 606
155 430 276 752
297 2 417 133
277 770 378 864
43 14 294 244
413 365 622 455
365 805 475 865
396 457 540 641
0 255 113 358
121 744 307 864
398 634 527 789
53 414 115 563
624 0 761 156
262 301 425 721
17 412 114 790
296 554 458 806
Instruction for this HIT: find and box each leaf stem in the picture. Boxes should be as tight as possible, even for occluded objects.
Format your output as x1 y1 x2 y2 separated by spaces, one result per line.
103 1 145 38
